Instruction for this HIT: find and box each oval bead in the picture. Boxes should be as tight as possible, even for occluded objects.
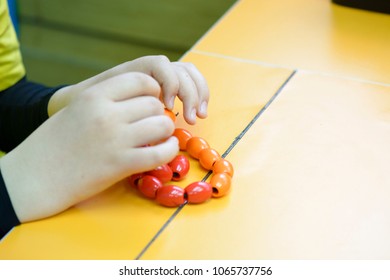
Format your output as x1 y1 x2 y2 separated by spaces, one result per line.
212 158 234 177
172 128 193 151
198 148 221 170
168 154 190 181
156 185 186 207
210 173 232 198
127 173 144 188
186 137 210 159
137 175 163 199
146 164 173 184
164 108 176 122
185 182 212 204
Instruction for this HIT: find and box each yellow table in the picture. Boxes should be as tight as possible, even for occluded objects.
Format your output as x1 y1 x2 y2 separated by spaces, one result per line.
1 0 389 259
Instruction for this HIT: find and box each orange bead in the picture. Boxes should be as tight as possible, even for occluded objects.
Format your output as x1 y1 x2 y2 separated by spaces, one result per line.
186 137 210 159
172 128 193 151
164 108 176 122
198 148 221 170
212 158 234 177
210 173 232 198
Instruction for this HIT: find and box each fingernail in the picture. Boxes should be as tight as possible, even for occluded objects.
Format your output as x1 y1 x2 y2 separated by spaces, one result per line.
190 108 196 123
200 101 208 117
167 96 175 109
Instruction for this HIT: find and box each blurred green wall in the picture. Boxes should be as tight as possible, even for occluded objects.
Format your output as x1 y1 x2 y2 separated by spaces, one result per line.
16 0 236 86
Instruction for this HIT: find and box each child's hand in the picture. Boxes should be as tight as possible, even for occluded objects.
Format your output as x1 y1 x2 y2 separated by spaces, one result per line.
1 73 179 222
49 56 209 124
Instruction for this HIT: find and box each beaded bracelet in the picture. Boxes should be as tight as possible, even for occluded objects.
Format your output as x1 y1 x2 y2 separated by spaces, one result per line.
127 111 234 207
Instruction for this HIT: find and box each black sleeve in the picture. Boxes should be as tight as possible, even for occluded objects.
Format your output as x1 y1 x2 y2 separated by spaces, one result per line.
0 76 65 152
0 77 65 239
0 168 20 240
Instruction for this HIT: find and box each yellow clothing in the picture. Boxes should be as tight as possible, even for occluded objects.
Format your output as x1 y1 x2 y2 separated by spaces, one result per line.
0 0 25 91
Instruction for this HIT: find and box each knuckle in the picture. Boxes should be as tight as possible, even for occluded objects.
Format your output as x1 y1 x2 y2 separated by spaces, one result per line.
154 55 170 64
129 72 150 84
173 61 193 70
183 62 196 70
131 72 159 92
92 110 114 131
143 55 170 66
80 87 100 102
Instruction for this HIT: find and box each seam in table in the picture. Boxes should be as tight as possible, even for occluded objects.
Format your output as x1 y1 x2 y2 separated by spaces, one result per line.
134 70 297 260
192 50 390 87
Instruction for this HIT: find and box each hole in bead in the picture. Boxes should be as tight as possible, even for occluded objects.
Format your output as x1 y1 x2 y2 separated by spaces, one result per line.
134 178 141 185
173 172 180 179
212 187 219 194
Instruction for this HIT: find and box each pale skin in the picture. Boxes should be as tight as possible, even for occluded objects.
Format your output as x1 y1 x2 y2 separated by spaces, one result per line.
0 55 209 223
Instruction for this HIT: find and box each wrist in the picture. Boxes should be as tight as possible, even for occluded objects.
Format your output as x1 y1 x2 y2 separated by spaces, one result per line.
47 85 73 116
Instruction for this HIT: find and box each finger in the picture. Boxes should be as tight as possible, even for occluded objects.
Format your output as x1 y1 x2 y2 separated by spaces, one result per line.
149 56 179 110
174 62 210 119
173 64 199 125
117 96 164 123
127 56 180 109
124 115 175 147
85 72 161 102
124 136 179 174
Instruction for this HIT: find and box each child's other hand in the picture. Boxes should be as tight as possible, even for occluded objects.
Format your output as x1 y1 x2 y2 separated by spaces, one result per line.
50 56 209 125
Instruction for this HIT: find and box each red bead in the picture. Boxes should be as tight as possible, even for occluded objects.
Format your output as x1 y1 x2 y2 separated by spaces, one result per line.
185 182 212 204
137 175 163 199
212 158 234 177
198 148 221 170
156 185 186 207
127 173 144 188
146 164 173 184
172 128 193 151
186 137 210 159
210 173 232 198
168 154 190 181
